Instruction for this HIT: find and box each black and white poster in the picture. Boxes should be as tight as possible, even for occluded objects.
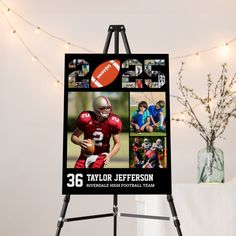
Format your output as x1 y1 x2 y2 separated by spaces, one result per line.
63 54 171 194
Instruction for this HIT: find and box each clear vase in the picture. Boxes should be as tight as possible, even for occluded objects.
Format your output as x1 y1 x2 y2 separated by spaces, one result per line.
197 146 224 183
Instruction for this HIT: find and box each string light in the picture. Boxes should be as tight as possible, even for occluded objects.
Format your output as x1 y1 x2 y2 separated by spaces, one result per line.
225 42 229 50
0 0 94 52
1 0 235 59
220 42 230 57
1 0 236 90
31 56 37 61
171 39 236 60
54 80 60 87
195 52 200 60
171 100 204 121
35 26 40 33
0 8 63 87
65 42 70 49
223 42 229 53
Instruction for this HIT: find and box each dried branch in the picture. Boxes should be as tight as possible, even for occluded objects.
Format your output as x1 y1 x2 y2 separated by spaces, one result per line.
173 63 236 147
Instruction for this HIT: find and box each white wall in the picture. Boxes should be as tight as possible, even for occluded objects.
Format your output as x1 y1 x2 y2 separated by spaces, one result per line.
1 0 236 235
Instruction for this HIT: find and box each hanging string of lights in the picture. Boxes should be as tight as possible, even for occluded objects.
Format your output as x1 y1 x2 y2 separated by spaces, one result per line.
0 8 62 86
170 38 235 61
0 0 94 52
1 0 235 117
1 0 235 61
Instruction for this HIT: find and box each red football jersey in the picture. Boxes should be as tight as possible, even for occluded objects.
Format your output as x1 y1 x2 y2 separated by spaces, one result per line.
136 80 143 88
132 142 141 152
77 111 122 154
144 149 156 159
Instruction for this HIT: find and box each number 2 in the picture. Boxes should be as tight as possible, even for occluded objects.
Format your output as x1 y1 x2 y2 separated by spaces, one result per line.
81 113 90 119
93 131 104 147
112 116 120 123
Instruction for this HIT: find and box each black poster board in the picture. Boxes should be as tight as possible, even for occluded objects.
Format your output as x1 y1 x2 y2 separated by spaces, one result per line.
63 54 171 194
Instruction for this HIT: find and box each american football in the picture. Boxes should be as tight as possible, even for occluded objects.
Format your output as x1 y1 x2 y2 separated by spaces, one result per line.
90 60 120 88
83 139 95 155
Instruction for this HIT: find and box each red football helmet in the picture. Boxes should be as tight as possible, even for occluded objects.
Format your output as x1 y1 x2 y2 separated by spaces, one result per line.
93 96 112 119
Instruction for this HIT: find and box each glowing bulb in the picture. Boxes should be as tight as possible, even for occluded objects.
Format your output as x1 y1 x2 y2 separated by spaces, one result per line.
65 42 70 49
225 42 229 51
220 42 229 57
32 56 37 61
195 52 200 60
54 80 60 86
35 27 40 33
6 8 10 15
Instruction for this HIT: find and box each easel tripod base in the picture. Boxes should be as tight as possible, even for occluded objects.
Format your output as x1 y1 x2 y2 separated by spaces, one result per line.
55 194 182 236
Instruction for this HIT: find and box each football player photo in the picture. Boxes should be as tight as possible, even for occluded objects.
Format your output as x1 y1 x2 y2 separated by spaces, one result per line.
129 136 167 169
67 92 129 169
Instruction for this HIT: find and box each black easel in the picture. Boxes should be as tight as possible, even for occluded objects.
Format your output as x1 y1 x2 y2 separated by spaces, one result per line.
55 25 182 236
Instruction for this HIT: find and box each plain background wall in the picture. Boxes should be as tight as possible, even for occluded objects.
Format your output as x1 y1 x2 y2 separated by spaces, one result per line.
1 0 236 235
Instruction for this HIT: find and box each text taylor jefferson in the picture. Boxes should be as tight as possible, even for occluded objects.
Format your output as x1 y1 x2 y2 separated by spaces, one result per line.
86 174 153 182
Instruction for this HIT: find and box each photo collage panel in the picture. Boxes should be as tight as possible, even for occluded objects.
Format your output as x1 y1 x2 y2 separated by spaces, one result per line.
63 53 171 194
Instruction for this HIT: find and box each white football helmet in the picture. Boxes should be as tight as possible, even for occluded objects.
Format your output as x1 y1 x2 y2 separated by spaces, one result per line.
93 96 112 119
156 139 162 144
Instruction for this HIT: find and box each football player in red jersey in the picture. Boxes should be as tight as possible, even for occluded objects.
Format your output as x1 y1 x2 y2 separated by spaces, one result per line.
136 79 143 88
71 96 122 168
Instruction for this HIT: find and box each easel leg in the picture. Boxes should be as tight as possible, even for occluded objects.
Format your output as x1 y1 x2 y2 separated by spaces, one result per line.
103 25 131 54
167 195 182 236
55 195 71 236
120 27 131 54
113 195 118 236
103 26 113 54
114 30 119 54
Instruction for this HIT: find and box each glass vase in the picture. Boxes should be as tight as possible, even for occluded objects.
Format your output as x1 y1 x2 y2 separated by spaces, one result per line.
197 146 224 183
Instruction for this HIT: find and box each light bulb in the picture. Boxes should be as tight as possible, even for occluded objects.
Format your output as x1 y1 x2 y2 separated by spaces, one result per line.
225 42 229 51
220 42 229 57
54 80 60 86
196 52 200 60
6 8 10 15
35 27 40 33
65 42 70 49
